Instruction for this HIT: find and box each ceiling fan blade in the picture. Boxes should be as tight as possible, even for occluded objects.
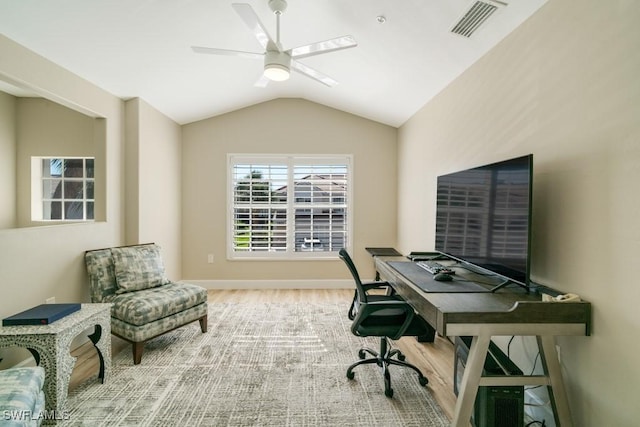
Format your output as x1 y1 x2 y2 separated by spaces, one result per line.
291 60 338 87
254 74 270 88
191 46 263 59
289 35 357 60
232 3 277 51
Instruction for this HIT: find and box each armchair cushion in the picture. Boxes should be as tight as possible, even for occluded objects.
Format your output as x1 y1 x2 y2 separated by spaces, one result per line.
105 282 207 326
0 367 45 426
111 245 169 293
85 248 117 302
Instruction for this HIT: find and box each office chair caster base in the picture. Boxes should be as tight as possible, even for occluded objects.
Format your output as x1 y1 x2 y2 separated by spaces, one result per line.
388 348 406 361
346 338 428 397
384 368 393 398
358 347 377 359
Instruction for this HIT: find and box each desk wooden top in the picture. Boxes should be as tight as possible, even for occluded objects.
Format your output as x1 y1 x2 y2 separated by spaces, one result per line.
376 257 591 337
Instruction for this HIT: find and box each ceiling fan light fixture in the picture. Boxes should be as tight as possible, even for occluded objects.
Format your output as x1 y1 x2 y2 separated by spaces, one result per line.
264 63 290 81
264 50 291 81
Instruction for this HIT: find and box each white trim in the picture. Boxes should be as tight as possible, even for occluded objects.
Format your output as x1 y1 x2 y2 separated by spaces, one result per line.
227 153 353 259
33 156 95 221
181 279 355 290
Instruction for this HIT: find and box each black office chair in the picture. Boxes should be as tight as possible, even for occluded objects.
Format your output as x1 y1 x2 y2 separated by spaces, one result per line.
339 248 430 397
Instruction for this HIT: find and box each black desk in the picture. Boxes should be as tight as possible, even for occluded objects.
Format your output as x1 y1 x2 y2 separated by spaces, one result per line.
375 257 591 427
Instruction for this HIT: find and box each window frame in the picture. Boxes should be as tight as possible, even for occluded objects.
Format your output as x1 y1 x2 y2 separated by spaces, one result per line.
31 156 95 223
227 154 353 260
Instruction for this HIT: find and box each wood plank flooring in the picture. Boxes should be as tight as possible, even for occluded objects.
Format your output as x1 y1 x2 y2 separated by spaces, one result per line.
69 289 458 422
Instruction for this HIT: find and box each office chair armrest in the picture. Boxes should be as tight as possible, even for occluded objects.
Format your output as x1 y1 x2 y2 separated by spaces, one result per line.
362 281 393 292
353 300 415 341
348 281 395 320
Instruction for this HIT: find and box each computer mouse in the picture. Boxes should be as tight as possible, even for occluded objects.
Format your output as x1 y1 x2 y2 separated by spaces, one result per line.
434 273 454 282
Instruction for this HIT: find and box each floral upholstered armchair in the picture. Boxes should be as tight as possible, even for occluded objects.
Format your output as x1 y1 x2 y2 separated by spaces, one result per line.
84 243 208 364
0 367 45 427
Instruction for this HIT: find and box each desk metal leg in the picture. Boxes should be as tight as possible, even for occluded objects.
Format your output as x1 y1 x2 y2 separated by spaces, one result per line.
538 335 573 427
452 334 491 427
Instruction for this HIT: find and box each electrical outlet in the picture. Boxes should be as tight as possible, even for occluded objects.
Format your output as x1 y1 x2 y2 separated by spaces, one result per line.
45 297 56 304
207 254 214 264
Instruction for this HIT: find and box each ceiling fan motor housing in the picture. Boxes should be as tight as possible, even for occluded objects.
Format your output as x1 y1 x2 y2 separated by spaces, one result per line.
268 0 287 15
264 50 291 81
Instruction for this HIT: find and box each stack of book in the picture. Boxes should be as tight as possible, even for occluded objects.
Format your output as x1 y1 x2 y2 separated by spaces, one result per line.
2 303 81 326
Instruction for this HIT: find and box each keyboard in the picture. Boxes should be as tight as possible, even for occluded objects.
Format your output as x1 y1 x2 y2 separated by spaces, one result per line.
416 260 448 274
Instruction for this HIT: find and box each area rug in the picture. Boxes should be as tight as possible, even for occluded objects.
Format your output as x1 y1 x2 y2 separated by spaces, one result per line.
63 302 449 426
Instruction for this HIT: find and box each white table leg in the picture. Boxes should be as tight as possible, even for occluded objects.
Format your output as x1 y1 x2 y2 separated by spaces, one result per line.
538 335 573 427
452 334 491 427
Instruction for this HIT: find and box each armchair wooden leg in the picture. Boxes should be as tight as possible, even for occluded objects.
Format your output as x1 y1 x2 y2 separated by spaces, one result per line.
199 315 208 333
133 342 144 365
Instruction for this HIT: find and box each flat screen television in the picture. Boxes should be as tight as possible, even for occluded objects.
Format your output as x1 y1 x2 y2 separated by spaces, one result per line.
435 154 533 288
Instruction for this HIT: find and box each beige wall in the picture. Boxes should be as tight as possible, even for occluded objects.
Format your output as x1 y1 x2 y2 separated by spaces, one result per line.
2 1 637 422
0 35 124 367
182 98 397 283
124 99 140 245
15 98 98 227
398 0 640 425
124 98 182 279
0 91 16 228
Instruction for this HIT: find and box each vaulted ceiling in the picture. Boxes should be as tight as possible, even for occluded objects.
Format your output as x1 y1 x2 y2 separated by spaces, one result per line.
0 0 547 127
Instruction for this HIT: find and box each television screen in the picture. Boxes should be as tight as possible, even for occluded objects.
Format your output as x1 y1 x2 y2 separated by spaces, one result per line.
435 155 533 286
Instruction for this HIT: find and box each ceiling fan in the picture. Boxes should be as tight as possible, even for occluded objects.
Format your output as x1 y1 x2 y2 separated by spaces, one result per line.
191 0 357 87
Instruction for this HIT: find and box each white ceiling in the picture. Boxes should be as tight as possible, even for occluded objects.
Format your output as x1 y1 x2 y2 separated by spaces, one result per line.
0 0 547 127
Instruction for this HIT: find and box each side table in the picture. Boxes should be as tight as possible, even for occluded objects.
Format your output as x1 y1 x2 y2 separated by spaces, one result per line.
0 303 111 424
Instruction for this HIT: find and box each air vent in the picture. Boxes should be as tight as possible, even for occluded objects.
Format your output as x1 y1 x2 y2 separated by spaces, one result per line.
451 0 506 37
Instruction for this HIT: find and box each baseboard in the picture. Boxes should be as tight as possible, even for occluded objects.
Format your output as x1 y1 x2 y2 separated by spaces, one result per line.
181 279 354 290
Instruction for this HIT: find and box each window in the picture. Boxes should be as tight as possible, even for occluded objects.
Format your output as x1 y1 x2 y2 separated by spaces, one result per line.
229 155 352 259
33 157 95 221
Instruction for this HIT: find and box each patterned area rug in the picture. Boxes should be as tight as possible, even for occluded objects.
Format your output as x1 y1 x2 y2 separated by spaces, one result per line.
64 302 449 426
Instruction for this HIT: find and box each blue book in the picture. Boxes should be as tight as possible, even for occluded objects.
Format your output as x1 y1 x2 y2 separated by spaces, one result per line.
2 303 81 326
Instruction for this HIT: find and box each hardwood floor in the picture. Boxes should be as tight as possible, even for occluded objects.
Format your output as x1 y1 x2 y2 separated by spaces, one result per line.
69 289 458 422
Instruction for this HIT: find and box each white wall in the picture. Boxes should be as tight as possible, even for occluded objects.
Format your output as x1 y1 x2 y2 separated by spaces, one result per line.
397 0 640 425
181 98 397 283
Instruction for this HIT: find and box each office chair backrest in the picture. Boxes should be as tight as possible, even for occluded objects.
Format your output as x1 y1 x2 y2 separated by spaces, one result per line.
339 248 368 310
